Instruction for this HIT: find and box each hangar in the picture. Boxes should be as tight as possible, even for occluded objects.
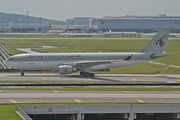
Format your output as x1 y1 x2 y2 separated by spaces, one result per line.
37 14 180 33
103 32 141 37
90 14 180 33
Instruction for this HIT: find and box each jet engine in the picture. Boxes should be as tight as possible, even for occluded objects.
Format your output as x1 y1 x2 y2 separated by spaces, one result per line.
59 65 77 74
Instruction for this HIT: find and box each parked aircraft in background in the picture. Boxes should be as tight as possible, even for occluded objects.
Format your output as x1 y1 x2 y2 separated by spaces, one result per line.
47 26 69 34
4 27 171 77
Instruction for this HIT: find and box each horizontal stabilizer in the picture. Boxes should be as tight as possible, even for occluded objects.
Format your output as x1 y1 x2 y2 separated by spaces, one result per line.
150 53 169 59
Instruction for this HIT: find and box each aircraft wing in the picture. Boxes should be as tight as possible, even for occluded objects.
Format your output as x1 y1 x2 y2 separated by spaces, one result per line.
62 61 112 67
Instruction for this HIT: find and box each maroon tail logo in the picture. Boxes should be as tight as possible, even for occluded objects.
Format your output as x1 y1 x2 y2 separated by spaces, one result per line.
124 54 132 60
155 35 167 47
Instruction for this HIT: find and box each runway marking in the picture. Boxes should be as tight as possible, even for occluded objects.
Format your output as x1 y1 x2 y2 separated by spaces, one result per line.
9 100 18 103
2 73 6 74
88 78 91 80
177 80 180 82
137 99 144 103
174 91 180 93
54 90 59 93
74 99 82 103
122 91 130 93
132 79 136 81
42 78 47 80
0 90 3 92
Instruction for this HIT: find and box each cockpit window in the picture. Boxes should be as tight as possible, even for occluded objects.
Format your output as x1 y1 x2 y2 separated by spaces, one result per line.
9 58 13 61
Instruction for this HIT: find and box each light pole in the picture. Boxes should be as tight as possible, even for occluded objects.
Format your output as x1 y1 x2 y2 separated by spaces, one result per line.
2 17 4 29
40 17 41 32
34 106 37 120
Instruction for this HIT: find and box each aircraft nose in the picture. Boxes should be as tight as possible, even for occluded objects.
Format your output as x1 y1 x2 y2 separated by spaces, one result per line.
3 60 6 64
3 60 8 66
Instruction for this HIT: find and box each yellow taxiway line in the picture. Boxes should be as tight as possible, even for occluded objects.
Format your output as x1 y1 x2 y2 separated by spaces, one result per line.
42 78 47 80
9 100 18 103
122 91 130 93
174 91 180 93
74 99 82 103
137 99 144 103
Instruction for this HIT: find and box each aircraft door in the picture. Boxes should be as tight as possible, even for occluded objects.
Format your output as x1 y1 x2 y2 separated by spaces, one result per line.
44 56 49 63
18 57 23 63
133 55 138 61
97 55 101 60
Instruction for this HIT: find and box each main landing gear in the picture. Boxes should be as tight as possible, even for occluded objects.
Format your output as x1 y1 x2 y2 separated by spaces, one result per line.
80 71 95 77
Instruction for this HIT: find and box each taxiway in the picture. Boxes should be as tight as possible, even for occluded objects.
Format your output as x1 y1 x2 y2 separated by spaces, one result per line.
0 73 180 83
0 73 180 104
0 90 180 104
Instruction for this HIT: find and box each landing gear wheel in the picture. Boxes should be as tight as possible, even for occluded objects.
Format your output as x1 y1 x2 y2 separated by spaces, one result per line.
80 71 84 76
90 73 95 77
84 72 89 77
21 72 24 76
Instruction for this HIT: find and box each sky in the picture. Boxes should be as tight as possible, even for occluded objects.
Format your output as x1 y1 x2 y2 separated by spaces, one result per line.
0 0 180 21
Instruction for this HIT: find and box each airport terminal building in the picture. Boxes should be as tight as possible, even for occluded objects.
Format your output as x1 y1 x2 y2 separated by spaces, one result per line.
65 14 180 33
1 14 180 33
0 19 49 33
94 15 180 33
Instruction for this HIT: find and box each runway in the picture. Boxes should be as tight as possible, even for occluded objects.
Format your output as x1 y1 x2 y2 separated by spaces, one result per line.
0 90 180 104
0 73 180 83
0 73 180 104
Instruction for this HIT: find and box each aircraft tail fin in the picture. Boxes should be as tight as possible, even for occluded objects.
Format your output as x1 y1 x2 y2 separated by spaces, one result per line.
138 27 171 53
62 26 69 33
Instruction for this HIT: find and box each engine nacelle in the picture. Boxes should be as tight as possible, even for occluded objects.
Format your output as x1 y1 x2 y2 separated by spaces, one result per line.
59 65 76 74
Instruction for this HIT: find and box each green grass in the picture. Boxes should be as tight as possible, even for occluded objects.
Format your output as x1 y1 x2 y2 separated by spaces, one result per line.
153 40 180 66
0 39 148 53
0 104 22 120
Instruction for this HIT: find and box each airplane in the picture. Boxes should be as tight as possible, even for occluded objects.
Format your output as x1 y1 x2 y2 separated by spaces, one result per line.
3 27 171 77
47 26 69 34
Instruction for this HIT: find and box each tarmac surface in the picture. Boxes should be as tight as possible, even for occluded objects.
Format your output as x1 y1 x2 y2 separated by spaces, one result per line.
0 90 180 104
0 73 180 83
0 73 180 104
1 37 180 40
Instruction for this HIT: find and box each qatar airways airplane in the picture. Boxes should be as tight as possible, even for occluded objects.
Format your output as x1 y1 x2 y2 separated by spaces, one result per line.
47 26 69 34
4 27 171 77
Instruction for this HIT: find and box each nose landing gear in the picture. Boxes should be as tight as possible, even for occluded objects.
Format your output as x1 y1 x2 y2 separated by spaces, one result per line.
21 70 24 76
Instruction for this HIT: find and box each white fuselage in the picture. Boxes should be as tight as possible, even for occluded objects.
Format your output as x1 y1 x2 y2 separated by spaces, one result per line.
4 52 153 71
